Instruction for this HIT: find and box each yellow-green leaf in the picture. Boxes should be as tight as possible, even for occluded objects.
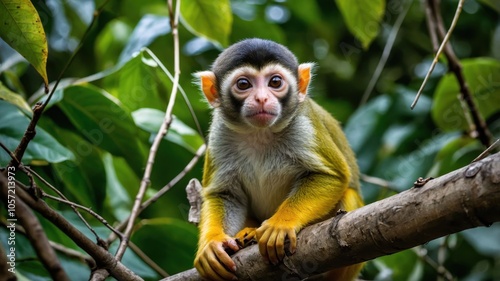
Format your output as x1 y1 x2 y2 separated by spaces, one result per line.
180 0 232 47
0 82 31 115
432 58 500 131
0 0 48 86
335 0 385 49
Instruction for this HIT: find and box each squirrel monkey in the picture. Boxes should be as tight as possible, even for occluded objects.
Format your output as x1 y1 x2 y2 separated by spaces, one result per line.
194 38 364 281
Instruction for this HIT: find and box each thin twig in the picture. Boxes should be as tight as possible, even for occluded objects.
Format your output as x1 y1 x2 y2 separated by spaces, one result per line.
107 143 206 244
3 220 95 267
424 1 440 52
360 0 413 106
472 139 500 163
437 236 450 281
414 246 454 281
43 193 122 238
24 166 111 243
0 177 70 281
115 0 182 261
410 0 464 110
4 177 142 281
129 241 169 277
360 174 388 188
49 241 94 266
142 143 206 210
8 0 111 168
143 47 205 138
429 0 492 147
0 141 20 164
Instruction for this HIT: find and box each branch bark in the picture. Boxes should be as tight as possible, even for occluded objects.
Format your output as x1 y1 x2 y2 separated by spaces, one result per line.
164 152 500 280
0 176 69 281
427 0 492 147
0 173 143 281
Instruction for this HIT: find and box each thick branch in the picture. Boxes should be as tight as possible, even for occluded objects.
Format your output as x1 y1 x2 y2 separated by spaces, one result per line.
0 243 16 280
165 152 500 280
0 176 69 281
0 174 143 281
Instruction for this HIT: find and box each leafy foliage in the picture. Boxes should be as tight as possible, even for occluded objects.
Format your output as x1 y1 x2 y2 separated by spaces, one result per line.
0 0 499 280
432 58 500 131
0 0 48 86
335 0 385 49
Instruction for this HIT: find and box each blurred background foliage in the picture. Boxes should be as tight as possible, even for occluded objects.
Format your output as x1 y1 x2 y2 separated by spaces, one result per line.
0 0 499 280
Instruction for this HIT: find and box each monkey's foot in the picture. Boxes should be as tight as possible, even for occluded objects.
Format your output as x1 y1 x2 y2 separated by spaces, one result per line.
235 227 257 248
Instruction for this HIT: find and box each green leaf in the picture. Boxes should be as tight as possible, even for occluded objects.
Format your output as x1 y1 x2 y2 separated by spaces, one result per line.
57 85 148 175
0 0 48 85
477 0 500 13
373 132 458 191
180 0 232 47
335 0 385 49
45 125 107 211
231 16 285 43
118 14 170 64
102 153 137 221
432 58 500 131
0 81 31 115
431 136 482 176
344 95 391 172
0 100 74 165
376 249 423 280
132 108 204 154
132 218 198 274
94 19 133 70
116 52 168 112
287 0 322 25
462 224 500 257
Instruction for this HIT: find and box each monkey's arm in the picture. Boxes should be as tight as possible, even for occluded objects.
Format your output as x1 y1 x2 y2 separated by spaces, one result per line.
195 195 237 279
195 152 248 281
256 169 350 265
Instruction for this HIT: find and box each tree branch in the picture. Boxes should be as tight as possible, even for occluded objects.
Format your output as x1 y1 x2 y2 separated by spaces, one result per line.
0 172 69 281
115 0 182 261
8 0 111 168
164 152 500 280
426 0 492 146
411 0 463 110
0 243 17 280
0 174 143 281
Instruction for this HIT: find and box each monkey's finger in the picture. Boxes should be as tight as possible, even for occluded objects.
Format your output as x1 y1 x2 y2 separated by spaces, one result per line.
287 229 297 254
257 230 271 263
200 252 228 281
275 230 286 261
214 244 238 273
266 231 280 265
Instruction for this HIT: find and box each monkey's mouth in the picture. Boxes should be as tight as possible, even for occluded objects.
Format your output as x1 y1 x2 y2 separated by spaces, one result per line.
246 110 277 127
246 110 277 118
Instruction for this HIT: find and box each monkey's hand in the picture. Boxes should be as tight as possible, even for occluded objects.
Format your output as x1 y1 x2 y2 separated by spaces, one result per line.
194 234 240 281
234 227 257 248
255 218 300 265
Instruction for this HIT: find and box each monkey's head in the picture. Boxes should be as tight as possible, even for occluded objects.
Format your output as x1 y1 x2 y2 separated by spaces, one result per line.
197 38 313 132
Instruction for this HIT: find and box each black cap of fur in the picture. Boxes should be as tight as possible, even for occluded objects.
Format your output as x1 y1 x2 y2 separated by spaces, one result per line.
212 38 299 85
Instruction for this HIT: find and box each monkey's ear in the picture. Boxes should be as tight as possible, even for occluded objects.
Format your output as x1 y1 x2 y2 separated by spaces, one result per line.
197 71 220 107
298 63 314 102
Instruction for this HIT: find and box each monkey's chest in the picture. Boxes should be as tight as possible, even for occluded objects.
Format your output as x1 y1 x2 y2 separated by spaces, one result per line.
238 150 302 221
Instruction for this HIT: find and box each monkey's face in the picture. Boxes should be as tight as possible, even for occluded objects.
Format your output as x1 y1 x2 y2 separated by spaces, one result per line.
197 38 313 133
223 64 297 128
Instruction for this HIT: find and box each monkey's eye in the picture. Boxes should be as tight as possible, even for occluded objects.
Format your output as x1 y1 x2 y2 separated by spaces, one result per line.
236 78 252 90
268 76 282 88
